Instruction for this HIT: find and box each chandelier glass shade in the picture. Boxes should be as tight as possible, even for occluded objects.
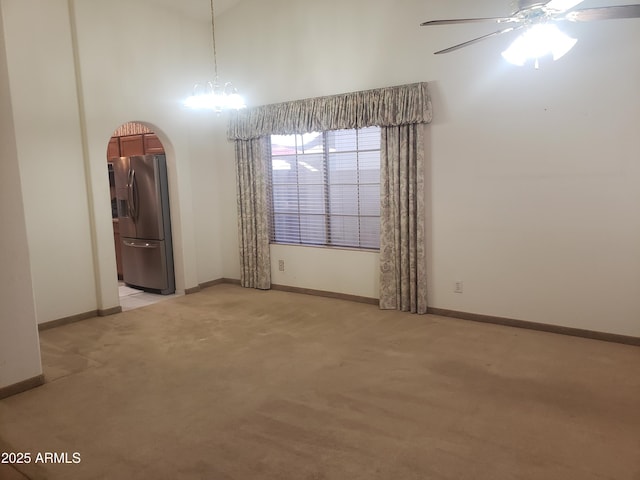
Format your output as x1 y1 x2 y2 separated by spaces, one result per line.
185 0 246 112
184 80 246 113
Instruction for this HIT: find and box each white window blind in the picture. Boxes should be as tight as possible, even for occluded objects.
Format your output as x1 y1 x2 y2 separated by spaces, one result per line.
269 126 381 250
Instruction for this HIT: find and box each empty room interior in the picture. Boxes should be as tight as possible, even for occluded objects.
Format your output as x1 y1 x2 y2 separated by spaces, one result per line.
1 0 639 479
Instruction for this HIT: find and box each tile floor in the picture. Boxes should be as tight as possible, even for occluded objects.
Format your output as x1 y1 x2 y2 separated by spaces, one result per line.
118 281 180 311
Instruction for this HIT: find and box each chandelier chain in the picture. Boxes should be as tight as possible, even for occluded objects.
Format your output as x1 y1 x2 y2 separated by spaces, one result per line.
184 0 245 111
210 0 218 81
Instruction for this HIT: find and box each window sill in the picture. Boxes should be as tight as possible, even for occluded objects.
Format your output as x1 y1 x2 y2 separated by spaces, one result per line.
269 242 379 254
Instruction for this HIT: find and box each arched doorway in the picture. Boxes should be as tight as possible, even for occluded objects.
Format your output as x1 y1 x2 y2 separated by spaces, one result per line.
106 122 176 310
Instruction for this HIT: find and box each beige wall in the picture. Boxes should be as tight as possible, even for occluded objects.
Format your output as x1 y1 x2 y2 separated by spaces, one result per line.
71 0 208 299
2 0 98 323
0 4 42 389
216 0 640 336
1 0 638 393
1 0 226 326
269 244 379 299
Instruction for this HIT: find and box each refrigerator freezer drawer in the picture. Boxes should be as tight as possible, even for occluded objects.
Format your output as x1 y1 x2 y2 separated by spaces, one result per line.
121 238 175 294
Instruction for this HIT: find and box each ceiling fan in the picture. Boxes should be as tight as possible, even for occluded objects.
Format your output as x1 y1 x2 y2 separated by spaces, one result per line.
421 0 640 65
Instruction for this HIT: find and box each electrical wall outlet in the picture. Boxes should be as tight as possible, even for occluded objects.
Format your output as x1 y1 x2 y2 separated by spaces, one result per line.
454 281 463 294
278 260 285 272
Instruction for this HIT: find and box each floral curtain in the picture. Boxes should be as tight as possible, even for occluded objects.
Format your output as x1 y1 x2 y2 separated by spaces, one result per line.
229 82 431 299
379 124 427 314
234 137 271 290
227 82 432 140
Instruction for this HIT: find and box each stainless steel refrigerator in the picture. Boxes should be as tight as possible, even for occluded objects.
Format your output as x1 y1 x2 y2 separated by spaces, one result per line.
112 155 175 295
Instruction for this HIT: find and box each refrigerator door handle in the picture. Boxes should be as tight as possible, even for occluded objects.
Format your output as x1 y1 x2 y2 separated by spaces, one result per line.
127 169 134 219
122 240 159 249
131 168 138 221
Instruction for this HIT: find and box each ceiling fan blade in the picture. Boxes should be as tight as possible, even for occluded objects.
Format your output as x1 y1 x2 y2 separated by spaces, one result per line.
565 4 640 21
434 26 523 54
517 0 551 9
544 0 584 12
421 17 517 26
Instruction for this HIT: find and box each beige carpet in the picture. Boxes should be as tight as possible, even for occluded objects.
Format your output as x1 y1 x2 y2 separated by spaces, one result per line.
1 284 639 480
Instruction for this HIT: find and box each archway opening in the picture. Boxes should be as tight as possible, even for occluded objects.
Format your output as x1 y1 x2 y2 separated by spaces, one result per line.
106 122 177 311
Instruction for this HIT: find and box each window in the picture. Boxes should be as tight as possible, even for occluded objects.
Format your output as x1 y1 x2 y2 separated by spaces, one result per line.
269 126 381 250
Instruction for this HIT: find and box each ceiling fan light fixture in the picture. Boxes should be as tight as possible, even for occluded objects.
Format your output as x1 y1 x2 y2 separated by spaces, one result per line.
501 23 577 66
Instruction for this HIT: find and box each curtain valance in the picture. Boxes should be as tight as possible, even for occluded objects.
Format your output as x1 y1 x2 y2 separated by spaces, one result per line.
227 82 432 140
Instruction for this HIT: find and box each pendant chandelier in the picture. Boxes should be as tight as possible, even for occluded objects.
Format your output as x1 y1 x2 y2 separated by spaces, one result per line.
184 0 246 113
